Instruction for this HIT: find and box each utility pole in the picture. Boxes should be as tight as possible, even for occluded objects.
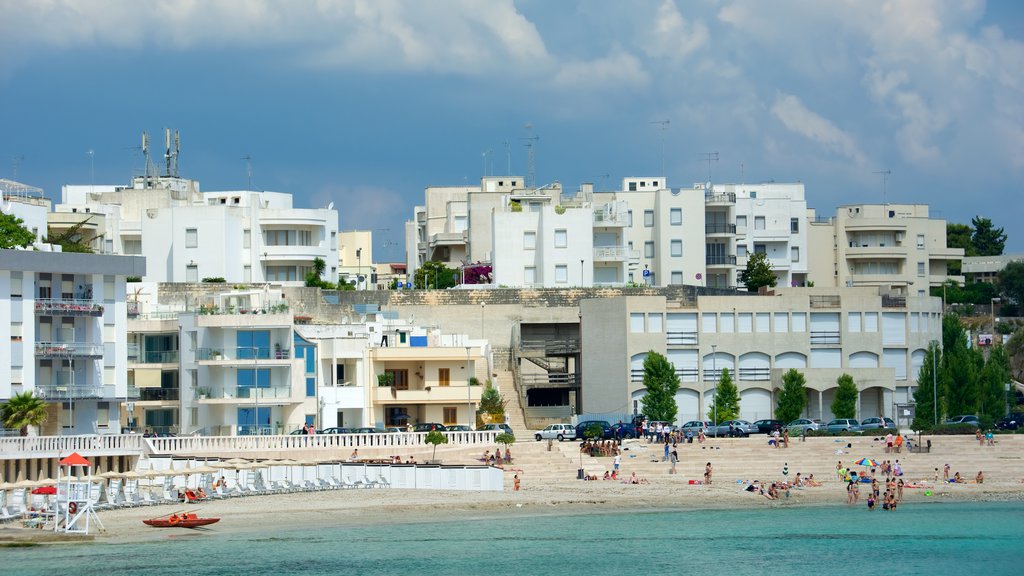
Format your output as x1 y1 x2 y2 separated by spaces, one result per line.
874 169 892 206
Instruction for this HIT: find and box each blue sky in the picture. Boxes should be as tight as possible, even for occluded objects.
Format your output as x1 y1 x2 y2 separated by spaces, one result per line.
2 0 1022 260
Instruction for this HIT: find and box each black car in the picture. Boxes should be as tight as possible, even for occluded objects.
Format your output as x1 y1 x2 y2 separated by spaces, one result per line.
412 423 446 432
321 427 352 434
610 422 638 439
996 413 1024 431
575 420 613 440
753 419 785 435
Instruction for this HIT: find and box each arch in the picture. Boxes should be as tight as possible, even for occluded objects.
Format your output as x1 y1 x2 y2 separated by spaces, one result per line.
774 351 807 369
738 352 770 381
740 388 772 421
674 389 700 423
631 388 647 416
910 348 927 381
630 352 648 382
701 352 735 371
849 351 879 369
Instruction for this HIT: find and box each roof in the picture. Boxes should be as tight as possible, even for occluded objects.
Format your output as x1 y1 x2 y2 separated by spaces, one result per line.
59 452 92 467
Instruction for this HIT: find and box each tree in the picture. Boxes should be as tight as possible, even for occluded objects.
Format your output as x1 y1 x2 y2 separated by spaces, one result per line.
978 346 1011 426
304 257 333 289
1 391 48 436
775 369 807 424
831 374 858 419
45 217 96 253
942 313 980 417
708 368 739 423
912 342 943 430
0 212 36 249
998 261 1024 309
970 216 1006 257
640 351 680 422
738 252 777 292
1007 328 1024 384
495 432 516 449
424 429 448 461
478 382 506 421
414 261 457 289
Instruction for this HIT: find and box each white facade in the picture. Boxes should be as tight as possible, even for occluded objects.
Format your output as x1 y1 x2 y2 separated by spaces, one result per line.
0 250 144 435
729 182 809 288
492 203 596 287
1 179 49 245
60 176 339 285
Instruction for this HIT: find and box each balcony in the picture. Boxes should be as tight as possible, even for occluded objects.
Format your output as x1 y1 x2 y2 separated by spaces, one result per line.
809 295 841 308
705 223 736 235
136 388 180 402
666 331 698 346
128 348 180 364
35 298 104 317
738 367 771 381
196 347 292 362
674 368 699 382
198 386 296 402
705 255 737 266
373 385 483 404
35 342 104 359
593 246 629 262
429 231 467 247
35 384 111 400
810 331 841 345
519 373 578 388
881 295 906 308
593 210 628 227
705 193 736 205
845 245 906 259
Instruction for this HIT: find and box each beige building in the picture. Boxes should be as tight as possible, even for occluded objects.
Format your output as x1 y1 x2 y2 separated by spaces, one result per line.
338 230 374 289
807 204 963 295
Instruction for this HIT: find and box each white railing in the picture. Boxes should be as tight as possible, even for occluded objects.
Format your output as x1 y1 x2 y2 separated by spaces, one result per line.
0 434 145 460
146 431 499 455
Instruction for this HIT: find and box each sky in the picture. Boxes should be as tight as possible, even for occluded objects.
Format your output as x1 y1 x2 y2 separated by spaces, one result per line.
1 0 1022 261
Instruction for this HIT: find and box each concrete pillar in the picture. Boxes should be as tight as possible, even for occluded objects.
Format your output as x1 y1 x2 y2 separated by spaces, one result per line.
818 389 824 420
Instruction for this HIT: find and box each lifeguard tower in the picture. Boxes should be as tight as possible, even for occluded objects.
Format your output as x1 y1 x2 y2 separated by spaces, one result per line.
55 452 103 534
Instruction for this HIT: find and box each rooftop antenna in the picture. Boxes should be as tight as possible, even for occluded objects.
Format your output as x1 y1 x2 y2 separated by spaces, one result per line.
874 169 891 206
242 155 253 190
11 155 24 178
87 149 94 196
700 151 719 182
650 119 670 178
504 140 511 175
481 149 492 177
141 131 154 188
522 123 539 188
173 130 181 177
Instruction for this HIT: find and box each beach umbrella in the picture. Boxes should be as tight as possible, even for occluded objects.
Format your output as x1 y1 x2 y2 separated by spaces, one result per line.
122 470 145 479
33 477 57 486
191 465 218 475
0 481 14 490
96 471 123 479
855 458 879 468
12 479 36 488
31 485 57 495
224 458 250 465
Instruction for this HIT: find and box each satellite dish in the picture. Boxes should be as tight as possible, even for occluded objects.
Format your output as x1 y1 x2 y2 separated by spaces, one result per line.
705 181 713 192
327 202 334 210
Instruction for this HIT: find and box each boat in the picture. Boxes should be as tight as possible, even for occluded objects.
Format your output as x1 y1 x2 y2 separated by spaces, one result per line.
143 512 220 528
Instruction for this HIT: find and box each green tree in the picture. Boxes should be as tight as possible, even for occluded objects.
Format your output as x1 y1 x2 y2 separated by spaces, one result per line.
708 368 740 423
478 382 506 419
998 261 1024 309
775 369 807 424
305 257 333 289
831 374 858 419
946 222 974 275
640 351 680 422
913 342 943 430
1007 328 1024 384
970 216 1006 257
424 429 448 461
44 217 96 253
0 212 36 249
978 346 1011 425
942 314 980 417
414 261 458 289
495 432 516 448
738 252 777 292
1 391 48 436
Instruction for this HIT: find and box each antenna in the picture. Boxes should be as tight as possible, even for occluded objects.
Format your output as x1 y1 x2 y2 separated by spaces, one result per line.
700 151 719 182
164 128 173 176
87 149 95 195
522 123 539 188
650 119 670 178
242 155 253 190
481 149 493 177
11 155 24 178
173 130 181 177
141 131 154 188
504 140 511 175
874 169 892 205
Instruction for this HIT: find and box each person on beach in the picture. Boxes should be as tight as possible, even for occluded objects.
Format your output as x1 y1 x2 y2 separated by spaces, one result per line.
350 449 359 462
944 464 950 481
847 481 855 504
952 472 965 483
897 478 904 501
663 440 670 462
885 432 894 453
513 474 520 491
894 434 904 453
782 429 790 448
867 492 876 510
975 429 984 446
669 449 679 474
976 471 984 484
704 462 712 485
613 454 621 473
504 447 512 464
771 429 781 448
806 474 821 487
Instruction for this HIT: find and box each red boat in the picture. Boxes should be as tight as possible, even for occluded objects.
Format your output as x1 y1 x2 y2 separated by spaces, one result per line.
143 512 220 528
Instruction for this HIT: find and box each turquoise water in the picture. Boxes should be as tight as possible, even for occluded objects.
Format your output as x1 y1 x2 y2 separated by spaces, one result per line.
5 502 1023 575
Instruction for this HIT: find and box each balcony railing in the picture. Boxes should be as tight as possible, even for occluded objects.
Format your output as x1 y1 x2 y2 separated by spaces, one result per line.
35 384 107 399
738 367 771 381
129 349 180 364
137 388 181 402
705 255 737 266
810 331 841 345
674 368 700 381
882 295 907 308
519 373 578 387
705 192 736 204
593 246 629 261
200 386 294 400
593 210 628 226
705 223 737 234
196 347 292 361
35 298 104 317
34 342 104 359
666 331 698 346
809 295 841 308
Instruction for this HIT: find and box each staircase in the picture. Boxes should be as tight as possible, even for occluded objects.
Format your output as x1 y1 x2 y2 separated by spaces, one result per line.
492 370 529 438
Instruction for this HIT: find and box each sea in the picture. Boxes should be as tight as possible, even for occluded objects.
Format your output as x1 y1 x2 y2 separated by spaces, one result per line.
4 502 1023 575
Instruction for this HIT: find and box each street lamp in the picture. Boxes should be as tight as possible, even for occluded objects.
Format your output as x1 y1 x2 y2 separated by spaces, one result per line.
480 302 486 340
711 344 717 426
931 339 939 426
580 259 585 287
466 346 474 430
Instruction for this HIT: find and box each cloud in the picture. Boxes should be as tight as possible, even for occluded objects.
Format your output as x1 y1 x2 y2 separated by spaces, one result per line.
643 0 709 61
552 49 649 91
771 93 867 166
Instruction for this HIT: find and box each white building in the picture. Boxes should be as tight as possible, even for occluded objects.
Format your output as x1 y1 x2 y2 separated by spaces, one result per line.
1 250 145 435
60 175 339 285
1 179 49 245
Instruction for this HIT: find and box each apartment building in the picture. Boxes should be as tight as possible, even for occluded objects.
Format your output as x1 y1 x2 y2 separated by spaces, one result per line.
807 204 964 295
1 249 145 435
581 287 941 426
2 179 49 245
338 230 375 289
59 175 339 285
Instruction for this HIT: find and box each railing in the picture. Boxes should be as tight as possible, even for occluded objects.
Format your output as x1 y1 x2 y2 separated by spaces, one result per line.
0 434 145 460
674 368 700 381
197 347 292 361
630 369 644 383
519 373 578 387
35 384 108 399
519 339 580 356
137 388 180 402
34 342 104 358
809 295 841 308
593 246 629 261
201 386 295 400
129 350 180 364
145 431 500 454
738 367 771 381
882 295 907 308
593 210 628 226
666 331 698 346
705 255 737 266
702 369 725 382
127 301 140 316
810 331 841 345
35 298 104 317
705 193 736 204
705 223 737 234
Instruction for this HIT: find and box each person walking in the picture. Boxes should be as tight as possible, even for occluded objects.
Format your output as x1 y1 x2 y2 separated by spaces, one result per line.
704 462 713 485
613 453 621 474
669 449 679 475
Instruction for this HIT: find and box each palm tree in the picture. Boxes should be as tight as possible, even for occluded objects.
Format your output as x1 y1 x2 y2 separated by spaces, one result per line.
1 391 49 436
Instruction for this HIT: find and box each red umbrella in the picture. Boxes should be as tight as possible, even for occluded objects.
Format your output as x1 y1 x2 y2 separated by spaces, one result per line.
32 486 57 495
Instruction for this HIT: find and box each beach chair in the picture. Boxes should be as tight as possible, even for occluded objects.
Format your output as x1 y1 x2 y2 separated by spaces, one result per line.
105 478 124 507
377 474 391 488
6 488 27 517
0 489 15 522
362 475 380 489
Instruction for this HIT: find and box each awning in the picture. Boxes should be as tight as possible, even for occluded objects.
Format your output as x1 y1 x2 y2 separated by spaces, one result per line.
134 368 162 388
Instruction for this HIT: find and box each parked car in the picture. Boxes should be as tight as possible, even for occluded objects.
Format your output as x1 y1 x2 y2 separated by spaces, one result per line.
859 417 896 430
944 415 981 426
825 418 861 434
785 419 821 434
753 419 785 435
996 413 1024 431
535 423 576 441
413 423 446 432
478 423 514 435
351 427 378 434
384 427 404 433
288 428 322 435
709 420 758 437
320 427 352 435
575 420 613 440
680 420 712 436
445 424 472 432
610 422 638 439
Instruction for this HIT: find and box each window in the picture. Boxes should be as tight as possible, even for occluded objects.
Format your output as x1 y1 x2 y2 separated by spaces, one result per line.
754 216 765 230
185 228 198 248
648 313 663 333
644 242 654 258
243 229 251 249
630 313 645 333
629 181 637 191
524 267 536 285
671 271 683 285
644 210 654 227
438 368 450 387
737 245 748 258
754 244 766 255
386 369 409 390
627 210 633 226
10 271 22 298
555 265 568 283
443 407 458 426
917 262 926 276
96 402 109 426
243 265 251 283
750 191 757 199
736 215 747 228
791 247 800 262
670 208 682 225
186 264 198 283
554 229 567 248
790 218 799 233
671 240 682 257
523 231 536 250
917 234 925 249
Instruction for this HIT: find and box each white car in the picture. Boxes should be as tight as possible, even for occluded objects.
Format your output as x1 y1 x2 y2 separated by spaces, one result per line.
534 423 576 441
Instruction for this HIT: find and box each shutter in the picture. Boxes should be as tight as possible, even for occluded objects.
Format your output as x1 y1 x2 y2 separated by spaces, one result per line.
810 348 841 368
774 352 806 369
882 312 905 345
756 313 770 333
738 313 753 333
849 351 879 368
848 312 861 333
883 348 908 380
701 313 717 333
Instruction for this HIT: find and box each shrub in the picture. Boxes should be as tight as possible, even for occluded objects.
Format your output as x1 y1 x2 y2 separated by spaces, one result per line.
202 277 226 283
